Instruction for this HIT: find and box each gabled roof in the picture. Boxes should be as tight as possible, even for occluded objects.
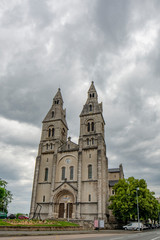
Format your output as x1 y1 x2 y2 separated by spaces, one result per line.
58 137 79 152
53 181 78 193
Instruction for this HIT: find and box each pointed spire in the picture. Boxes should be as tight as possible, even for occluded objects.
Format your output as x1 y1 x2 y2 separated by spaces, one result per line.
88 81 97 93
53 88 63 106
87 81 98 103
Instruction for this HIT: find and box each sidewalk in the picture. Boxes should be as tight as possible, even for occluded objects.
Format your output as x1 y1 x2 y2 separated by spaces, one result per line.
0 229 136 237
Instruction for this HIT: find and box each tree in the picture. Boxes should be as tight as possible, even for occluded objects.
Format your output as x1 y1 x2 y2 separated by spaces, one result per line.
109 177 159 223
0 178 13 213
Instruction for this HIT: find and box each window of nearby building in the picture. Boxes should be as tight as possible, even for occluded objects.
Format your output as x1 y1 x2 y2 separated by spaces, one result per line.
91 138 94 145
44 168 48 181
61 167 65 180
88 165 92 179
70 166 74 180
43 196 45 202
87 138 90 145
50 143 52 149
112 190 115 195
46 143 48 150
89 194 91 201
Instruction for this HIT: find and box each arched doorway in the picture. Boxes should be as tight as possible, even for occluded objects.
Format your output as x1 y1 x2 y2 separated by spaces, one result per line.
55 191 74 219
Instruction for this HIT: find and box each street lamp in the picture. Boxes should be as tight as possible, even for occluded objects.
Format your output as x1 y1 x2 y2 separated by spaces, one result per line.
136 187 140 230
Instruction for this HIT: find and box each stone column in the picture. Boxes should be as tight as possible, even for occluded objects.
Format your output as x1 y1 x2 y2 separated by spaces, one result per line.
97 149 102 219
48 154 57 218
77 151 82 219
29 156 41 218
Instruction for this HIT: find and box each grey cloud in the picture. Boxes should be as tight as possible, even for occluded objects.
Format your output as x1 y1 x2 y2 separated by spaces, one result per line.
95 0 130 50
1 0 160 214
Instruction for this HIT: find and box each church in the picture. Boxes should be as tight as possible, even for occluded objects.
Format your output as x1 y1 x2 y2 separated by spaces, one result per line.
30 82 124 221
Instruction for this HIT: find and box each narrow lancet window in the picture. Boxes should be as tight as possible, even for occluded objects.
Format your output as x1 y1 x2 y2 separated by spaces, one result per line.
91 122 94 131
87 122 90 132
61 167 65 180
88 165 92 179
52 128 54 137
70 166 74 180
44 168 48 181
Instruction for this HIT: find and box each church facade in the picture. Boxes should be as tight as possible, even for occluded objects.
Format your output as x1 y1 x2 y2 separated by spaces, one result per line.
30 82 123 221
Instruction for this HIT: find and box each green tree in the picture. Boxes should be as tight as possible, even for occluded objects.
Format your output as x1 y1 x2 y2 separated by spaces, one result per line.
109 177 159 223
0 178 13 213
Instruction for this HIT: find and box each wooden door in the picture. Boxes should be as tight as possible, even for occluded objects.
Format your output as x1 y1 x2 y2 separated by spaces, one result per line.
59 203 64 218
66 203 73 218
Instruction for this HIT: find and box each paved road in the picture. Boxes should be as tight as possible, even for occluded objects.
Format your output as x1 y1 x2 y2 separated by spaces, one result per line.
0 229 160 240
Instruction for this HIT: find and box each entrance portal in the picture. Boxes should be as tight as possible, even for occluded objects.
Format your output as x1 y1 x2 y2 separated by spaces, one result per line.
56 191 74 219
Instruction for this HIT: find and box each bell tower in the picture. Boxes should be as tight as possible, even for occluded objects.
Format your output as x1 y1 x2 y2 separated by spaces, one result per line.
39 88 68 154
79 81 105 145
77 81 108 220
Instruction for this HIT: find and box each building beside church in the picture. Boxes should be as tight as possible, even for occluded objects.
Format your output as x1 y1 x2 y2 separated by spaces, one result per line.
30 82 124 221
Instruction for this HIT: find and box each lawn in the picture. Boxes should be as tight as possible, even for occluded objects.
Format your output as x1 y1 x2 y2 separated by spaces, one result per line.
0 219 79 227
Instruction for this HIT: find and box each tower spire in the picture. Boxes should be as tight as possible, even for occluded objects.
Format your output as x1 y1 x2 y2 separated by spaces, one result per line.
86 81 98 103
53 88 63 106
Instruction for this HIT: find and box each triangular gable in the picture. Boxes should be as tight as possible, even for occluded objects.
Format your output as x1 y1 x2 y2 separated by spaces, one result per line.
58 137 79 152
53 181 78 194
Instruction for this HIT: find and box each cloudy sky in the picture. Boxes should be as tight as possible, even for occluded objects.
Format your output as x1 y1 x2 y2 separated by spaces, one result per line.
0 0 160 214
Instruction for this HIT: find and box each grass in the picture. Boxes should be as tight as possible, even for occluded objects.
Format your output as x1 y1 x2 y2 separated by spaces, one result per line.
0 219 79 227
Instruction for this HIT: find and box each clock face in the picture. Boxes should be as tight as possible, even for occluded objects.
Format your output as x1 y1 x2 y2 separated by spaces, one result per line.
66 158 70 164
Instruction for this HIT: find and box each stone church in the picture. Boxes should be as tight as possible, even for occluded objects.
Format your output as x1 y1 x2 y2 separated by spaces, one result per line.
30 82 124 221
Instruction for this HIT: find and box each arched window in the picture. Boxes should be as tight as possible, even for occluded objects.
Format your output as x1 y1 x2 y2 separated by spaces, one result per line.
55 100 59 104
91 122 94 131
87 122 90 132
43 196 45 202
92 93 94 97
50 143 52 149
61 167 65 180
89 194 91 201
90 93 92 98
48 128 51 137
89 104 92 111
70 166 74 180
48 127 54 137
46 143 48 150
44 168 48 181
87 138 90 145
52 111 54 118
52 128 54 137
88 165 92 179
91 138 94 145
